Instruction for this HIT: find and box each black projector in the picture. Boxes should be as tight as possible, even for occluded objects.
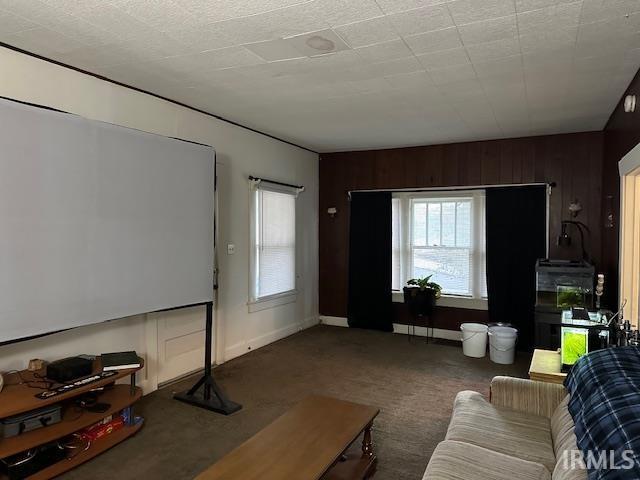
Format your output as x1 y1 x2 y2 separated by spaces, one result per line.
46 357 93 383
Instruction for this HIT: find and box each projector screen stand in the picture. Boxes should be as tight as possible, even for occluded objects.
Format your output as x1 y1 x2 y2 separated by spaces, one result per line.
174 302 241 415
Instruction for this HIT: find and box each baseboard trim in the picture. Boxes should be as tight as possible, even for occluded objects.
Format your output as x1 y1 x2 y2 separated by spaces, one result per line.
318 316 461 342
224 316 319 361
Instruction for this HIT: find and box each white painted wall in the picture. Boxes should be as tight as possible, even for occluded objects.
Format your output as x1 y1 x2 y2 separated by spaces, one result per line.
0 48 319 393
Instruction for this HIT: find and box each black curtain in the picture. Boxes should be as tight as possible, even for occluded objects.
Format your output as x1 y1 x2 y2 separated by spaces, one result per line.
486 186 547 351
347 192 393 332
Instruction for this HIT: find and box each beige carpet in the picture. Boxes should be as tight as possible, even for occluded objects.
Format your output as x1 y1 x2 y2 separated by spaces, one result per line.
63 325 530 480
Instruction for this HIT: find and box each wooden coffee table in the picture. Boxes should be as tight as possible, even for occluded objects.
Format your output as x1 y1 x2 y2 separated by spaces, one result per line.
195 395 380 480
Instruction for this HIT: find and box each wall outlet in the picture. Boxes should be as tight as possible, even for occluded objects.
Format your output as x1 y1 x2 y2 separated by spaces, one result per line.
227 244 235 255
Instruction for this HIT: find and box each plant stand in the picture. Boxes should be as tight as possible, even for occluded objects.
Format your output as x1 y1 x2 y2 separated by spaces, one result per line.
407 313 434 343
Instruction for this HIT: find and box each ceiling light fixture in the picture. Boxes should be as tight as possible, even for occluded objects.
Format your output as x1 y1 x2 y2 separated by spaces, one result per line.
305 35 335 52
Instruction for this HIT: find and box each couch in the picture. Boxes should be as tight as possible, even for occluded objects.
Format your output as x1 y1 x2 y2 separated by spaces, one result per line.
423 376 585 480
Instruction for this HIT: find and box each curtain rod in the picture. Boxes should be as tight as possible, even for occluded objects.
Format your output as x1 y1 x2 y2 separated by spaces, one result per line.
347 182 555 198
249 175 304 191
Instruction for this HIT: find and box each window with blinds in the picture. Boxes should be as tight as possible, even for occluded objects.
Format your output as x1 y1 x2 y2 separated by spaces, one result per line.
250 185 297 302
392 191 487 299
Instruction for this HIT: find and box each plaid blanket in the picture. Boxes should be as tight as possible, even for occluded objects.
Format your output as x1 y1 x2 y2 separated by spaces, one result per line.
564 347 640 479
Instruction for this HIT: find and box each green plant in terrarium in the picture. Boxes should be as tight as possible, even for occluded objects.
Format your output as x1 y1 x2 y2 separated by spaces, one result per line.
556 285 584 309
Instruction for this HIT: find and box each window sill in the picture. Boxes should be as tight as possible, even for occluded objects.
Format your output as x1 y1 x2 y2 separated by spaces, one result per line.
247 290 298 313
392 291 487 311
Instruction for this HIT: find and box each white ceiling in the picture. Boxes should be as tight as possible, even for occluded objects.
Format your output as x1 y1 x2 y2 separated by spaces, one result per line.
1 0 639 152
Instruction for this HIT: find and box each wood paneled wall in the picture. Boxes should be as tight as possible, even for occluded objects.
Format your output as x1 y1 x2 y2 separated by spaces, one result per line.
319 132 606 327
602 69 640 311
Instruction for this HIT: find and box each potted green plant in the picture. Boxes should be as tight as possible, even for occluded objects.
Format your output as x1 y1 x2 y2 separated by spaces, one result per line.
403 275 442 316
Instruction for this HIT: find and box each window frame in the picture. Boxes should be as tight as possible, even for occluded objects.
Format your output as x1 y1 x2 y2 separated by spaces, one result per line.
392 190 487 310
248 181 298 311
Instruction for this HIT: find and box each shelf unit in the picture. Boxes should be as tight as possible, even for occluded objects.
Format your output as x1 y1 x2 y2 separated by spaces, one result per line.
0 358 143 479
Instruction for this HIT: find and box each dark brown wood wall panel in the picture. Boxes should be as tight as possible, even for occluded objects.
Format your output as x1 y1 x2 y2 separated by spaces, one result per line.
602 70 640 309
319 132 606 320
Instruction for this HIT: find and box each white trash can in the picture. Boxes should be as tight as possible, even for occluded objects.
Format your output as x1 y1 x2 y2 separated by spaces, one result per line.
460 323 488 358
488 326 518 364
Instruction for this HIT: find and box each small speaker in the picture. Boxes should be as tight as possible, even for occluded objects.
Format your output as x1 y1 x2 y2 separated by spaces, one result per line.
46 357 93 383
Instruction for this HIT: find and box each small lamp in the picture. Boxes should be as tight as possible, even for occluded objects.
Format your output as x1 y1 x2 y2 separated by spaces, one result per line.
558 223 572 247
558 220 590 262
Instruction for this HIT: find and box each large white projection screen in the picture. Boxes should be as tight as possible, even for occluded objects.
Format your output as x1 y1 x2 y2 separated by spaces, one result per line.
0 98 214 343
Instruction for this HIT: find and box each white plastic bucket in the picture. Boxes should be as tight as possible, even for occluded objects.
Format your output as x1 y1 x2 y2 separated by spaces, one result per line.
460 323 488 358
488 326 518 364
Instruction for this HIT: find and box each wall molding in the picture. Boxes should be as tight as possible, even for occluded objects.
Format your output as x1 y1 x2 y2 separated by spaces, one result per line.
318 316 461 342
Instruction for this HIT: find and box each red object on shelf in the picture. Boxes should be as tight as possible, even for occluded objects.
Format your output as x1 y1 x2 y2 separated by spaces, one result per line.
80 416 125 442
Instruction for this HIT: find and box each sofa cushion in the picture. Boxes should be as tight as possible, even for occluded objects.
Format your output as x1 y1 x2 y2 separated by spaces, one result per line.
551 395 587 480
423 440 551 480
445 390 556 472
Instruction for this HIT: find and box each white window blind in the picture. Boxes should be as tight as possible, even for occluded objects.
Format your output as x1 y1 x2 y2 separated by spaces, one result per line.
392 191 487 299
250 183 297 302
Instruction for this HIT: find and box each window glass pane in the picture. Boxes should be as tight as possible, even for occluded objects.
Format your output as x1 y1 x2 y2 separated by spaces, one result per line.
257 190 295 298
441 202 456 247
427 203 441 246
413 202 426 246
456 201 471 247
412 247 471 296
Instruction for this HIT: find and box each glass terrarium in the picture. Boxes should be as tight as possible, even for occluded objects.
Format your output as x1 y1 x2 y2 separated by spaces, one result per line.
535 259 594 310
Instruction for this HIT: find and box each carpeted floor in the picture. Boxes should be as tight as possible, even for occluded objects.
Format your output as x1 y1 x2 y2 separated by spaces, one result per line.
63 325 530 480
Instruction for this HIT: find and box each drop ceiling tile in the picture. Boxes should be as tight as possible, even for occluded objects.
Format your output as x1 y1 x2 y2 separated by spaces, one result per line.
388 5 455 36
466 36 520 62
429 63 477 84
0 0 70 28
458 15 517 46
173 0 311 23
0 11 39 34
355 39 414 63
473 55 523 79
37 0 111 15
447 0 516 25
314 0 384 26
47 16 122 47
577 17 635 45
405 27 463 54
385 70 434 89
376 0 450 14
334 16 399 48
239 4 331 43
73 5 159 42
111 0 197 31
516 2 581 35
581 0 640 24
245 39 306 61
520 27 577 54
1 27 85 55
194 46 266 70
416 47 470 69
364 55 425 77
515 0 580 13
